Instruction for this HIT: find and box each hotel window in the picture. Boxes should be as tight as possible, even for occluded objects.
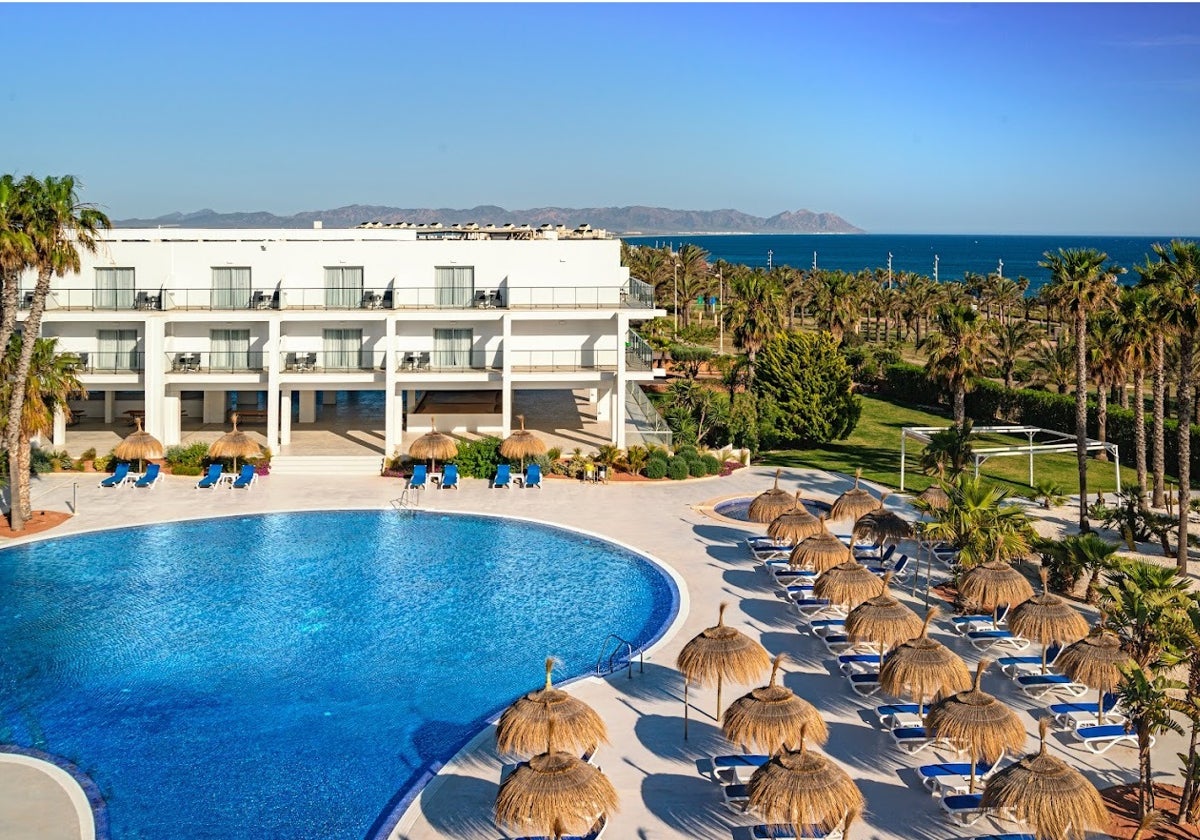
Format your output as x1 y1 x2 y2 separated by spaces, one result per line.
324 267 364 308
211 267 252 309
323 328 364 370
97 329 139 371
433 328 473 368
95 268 136 310
210 329 251 371
434 266 474 308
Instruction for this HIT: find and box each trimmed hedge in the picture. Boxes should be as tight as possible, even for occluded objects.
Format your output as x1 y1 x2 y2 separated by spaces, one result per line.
666 457 690 480
880 362 1200 481
646 459 668 479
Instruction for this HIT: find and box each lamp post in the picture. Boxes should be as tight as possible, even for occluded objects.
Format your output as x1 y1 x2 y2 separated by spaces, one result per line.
934 254 939 283
887 252 893 288
717 265 724 355
673 256 679 333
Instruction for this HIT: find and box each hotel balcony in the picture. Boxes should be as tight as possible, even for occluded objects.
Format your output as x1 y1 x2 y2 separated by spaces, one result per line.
67 351 145 373
165 351 266 374
279 350 388 373
396 350 503 373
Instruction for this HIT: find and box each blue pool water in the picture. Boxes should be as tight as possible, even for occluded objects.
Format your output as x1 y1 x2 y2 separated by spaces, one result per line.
714 497 830 522
0 511 677 840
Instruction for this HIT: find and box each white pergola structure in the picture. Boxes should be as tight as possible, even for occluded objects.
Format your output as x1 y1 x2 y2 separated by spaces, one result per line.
899 424 1120 492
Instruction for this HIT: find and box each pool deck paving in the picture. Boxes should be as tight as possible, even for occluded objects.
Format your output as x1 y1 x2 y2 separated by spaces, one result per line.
1 466 1193 840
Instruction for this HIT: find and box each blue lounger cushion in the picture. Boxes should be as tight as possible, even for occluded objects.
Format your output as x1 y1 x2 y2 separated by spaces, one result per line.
196 463 223 489
100 462 131 488
1049 695 1118 716
231 463 256 489
918 761 993 778
133 463 160 488
752 824 836 838
713 754 769 769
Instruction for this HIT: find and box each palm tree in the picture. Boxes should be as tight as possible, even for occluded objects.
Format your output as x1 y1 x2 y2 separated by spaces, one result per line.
919 419 975 478
1118 663 1185 817
1102 560 1193 669
0 174 35 365
812 270 862 345
0 336 85 521
1088 313 1125 462
1172 598 1200 825
989 320 1041 391
922 475 1036 569
1027 337 1074 394
673 243 711 331
920 304 987 427
1116 286 1158 503
899 274 939 344
722 268 783 386
4 175 108 531
1041 248 1124 532
1142 240 1200 570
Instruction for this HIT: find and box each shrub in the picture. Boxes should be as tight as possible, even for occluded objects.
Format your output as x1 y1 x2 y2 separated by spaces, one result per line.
666 457 690 480
674 443 699 459
648 447 669 464
449 435 505 478
165 442 210 473
701 454 722 475
80 447 97 461
754 331 861 447
687 458 706 477
31 448 62 474
719 459 745 477
93 451 115 472
645 458 668 479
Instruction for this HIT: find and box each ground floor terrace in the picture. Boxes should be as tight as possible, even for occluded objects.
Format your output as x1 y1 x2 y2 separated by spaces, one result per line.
0 467 1191 840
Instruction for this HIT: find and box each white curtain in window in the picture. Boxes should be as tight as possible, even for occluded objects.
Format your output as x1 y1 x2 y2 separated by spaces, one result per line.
210 329 250 370
97 329 138 371
433 328 473 367
95 268 135 310
323 328 363 370
434 267 474 307
325 267 364 308
211 268 251 309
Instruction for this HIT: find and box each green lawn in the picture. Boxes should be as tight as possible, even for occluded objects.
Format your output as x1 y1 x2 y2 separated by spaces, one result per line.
760 395 1140 498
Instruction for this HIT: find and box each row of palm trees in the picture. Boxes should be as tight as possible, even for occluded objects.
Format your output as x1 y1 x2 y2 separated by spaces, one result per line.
0 174 108 532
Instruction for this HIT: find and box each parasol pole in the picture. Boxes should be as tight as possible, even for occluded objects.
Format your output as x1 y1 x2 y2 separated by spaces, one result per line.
967 660 988 793
683 681 689 740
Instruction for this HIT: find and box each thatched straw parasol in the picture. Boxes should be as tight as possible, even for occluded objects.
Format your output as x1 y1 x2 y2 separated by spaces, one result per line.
852 494 913 545
207 413 263 470
916 482 951 511
408 417 458 472
981 719 1110 840
113 416 163 471
496 658 609 758
958 560 1034 615
925 660 1027 793
500 415 547 468
812 560 885 610
845 573 924 660
879 608 972 714
494 739 618 840
788 518 851 572
676 603 770 739
722 654 828 752
746 725 864 839
1007 569 1090 674
768 493 824 544
829 469 882 522
1055 623 1132 725
748 469 795 524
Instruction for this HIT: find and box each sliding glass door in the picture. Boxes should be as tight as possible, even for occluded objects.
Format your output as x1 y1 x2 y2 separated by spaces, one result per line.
95 268 135 310
434 267 474 308
212 268 251 309
432 328 473 368
210 329 251 370
323 328 364 370
325 267 364 308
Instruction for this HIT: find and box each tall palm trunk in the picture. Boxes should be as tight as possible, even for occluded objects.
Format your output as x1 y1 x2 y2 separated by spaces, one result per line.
16 441 31 520
4 267 51 531
1177 332 1193 573
1139 722 1156 815
1179 720 1199 824
1096 386 1109 462
1153 335 1166 507
953 386 966 428
1074 312 1090 532
1134 366 1148 505
0 271 20 371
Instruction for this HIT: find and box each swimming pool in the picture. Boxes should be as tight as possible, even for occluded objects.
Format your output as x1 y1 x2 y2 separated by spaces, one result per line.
0 511 678 840
713 496 831 522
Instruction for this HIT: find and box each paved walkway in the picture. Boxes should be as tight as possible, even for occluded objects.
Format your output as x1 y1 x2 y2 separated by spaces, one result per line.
0 467 1191 839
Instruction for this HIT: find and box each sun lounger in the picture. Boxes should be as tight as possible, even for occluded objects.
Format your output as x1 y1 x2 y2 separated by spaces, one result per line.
1054 708 1126 731
941 793 988 826
747 537 794 560
493 463 512 489
952 604 1009 634
919 762 995 794
712 753 769 784
810 619 846 638
133 463 161 489
231 463 256 489
440 463 458 489
792 599 844 621
820 634 859 654
838 652 884 674
998 644 1063 678
893 726 961 755
877 706 925 731
99 462 132 488
751 824 844 839
196 463 224 489
969 835 1035 840
408 464 427 490
524 463 542 488
1017 673 1089 700
785 584 816 600
1072 724 1148 754
514 814 607 840
722 782 750 813
848 672 882 697
876 703 922 724
869 554 909 580
1048 694 1119 719
968 629 1030 653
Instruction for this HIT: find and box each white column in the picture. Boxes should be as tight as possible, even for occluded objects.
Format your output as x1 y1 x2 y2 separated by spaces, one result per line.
142 317 167 440
587 388 598 404
299 390 316 423
614 313 627 448
162 391 181 445
501 312 513 436
596 385 611 421
104 390 114 424
384 315 398 455
52 407 66 447
280 389 293 446
203 391 226 424
266 318 281 451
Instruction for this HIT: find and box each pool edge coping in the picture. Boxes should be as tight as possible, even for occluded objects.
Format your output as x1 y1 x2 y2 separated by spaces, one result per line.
0 748 103 840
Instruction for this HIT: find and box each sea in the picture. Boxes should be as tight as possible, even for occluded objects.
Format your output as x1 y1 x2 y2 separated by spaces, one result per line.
622 233 1193 295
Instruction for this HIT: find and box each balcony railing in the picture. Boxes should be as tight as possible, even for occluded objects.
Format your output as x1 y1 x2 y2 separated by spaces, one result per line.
66 352 145 373
279 350 387 372
166 351 266 373
508 349 620 372
625 330 654 371
396 350 503 372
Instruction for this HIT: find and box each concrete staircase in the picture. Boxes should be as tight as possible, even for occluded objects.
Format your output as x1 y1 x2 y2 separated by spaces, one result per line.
268 455 384 476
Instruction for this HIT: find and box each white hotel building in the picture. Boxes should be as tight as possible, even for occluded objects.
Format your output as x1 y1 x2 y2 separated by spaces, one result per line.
19 224 668 471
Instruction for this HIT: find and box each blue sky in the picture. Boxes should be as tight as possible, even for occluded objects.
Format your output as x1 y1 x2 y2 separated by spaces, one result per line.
2 3 1198 234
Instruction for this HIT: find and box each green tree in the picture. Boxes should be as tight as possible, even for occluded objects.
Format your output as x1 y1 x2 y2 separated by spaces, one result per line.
1118 663 1185 817
673 243 711 330
0 174 34 364
1027 337 1074 394
919 304 987 427
1116 286 1158 504
4 175 108 531
989 319 1040 391
1101 560 1193 669
722 267 783 385
919 419 975 478
1141 239 1200 571
1172 598 1200 824
1041 247 1124 532
1087 313 1125 461
921 476 1036 569
752 331 861 446
667 343 713 379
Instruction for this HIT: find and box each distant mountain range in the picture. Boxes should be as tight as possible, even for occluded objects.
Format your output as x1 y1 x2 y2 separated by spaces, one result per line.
114 205 865 234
